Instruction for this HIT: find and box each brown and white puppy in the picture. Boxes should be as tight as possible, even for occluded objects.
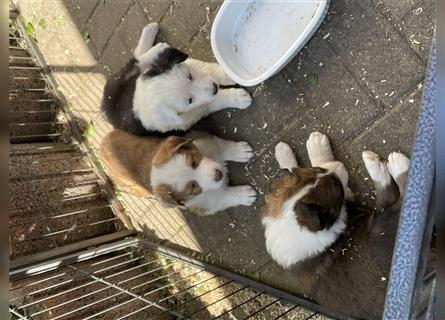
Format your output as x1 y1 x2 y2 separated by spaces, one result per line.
263 131 411 319
100 129 256 215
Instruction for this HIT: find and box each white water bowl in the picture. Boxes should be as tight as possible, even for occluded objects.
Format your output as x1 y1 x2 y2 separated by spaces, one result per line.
211 0 330 86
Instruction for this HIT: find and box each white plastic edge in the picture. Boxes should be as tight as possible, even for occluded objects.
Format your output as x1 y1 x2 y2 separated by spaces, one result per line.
211 0 330 87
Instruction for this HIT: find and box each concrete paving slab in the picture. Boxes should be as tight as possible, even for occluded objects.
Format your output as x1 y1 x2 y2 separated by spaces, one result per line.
185 2 222 62
187 207 270 274
283 36 383 142
180 211 237 255
399 1 435 63
136 0 174 22
95 2 149 75
232 73 311 137
62 0 102 59
372 0 435 64
370 0 418 20
321 0 425 107
14 0 98 69
259 260 309 298
63 0 100 30
187 31 217 62
159 0 222 50
86 0 132 55
339 85 423 207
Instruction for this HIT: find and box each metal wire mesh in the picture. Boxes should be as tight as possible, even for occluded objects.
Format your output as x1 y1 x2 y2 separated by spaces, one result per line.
9 11 130 265
9 239 333 320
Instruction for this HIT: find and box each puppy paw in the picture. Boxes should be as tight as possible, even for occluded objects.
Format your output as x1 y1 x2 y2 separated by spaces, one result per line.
275 142 298 170
229 141 254 162
152 42 170 52
231 89 253 109
362 150 391 186
234 185 257 206
388 152 410 179
306 131 335 167
143 22 159 35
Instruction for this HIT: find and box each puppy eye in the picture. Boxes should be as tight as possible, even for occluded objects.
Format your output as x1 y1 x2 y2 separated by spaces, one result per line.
188 73 193 81
191 160 198 169
188 97 193 104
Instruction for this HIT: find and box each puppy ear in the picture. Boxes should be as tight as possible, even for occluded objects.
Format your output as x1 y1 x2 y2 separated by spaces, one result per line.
159 47 188 68
165 136 194 150
153 136 194 167
295 175 344 231
294 202 328 231
145 47 188 77
153 184 184 208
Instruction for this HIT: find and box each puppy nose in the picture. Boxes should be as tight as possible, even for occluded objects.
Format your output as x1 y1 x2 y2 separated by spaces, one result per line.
212 82 219 95
214 169 223 181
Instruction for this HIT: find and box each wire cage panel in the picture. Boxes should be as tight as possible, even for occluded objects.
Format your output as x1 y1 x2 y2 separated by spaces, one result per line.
9 239 334 320
9 13 128 265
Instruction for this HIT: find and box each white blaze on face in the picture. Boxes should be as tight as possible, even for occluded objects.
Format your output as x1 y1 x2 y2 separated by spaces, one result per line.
151 153 225 194
134 62 218 117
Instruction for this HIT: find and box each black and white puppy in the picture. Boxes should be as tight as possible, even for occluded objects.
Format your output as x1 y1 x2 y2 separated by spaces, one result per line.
102 23 252 135
263 131 412 319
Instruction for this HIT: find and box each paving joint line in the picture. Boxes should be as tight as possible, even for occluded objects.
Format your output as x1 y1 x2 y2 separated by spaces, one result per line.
97 0 136 58
346 78 424 144
158 1 176 25
373 0 430 66
325 40 389 114
187 5 219 45
84 0 102 28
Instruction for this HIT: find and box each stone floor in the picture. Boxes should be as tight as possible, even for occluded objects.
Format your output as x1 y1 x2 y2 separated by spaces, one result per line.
15 0 435 305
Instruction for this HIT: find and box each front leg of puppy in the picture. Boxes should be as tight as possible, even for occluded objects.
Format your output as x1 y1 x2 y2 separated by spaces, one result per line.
207 88 252 113
178 89 252 129
306 131 352 199
134 23 159 59
363 150 400 209
137 42 170 71
221 141 254 162
186 185 257 215
213 137 254 163
186 59 236 85
191 136 253 163
306 131 336 167
275 142 298 171
387 152 410 197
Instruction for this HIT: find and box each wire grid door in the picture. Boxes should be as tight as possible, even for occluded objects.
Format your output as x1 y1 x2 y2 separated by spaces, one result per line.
9 7 133 268
9 0 205 257
9 239 344 320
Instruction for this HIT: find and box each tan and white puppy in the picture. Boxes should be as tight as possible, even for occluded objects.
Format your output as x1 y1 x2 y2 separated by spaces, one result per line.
100 129 256 215
262 131 415 319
